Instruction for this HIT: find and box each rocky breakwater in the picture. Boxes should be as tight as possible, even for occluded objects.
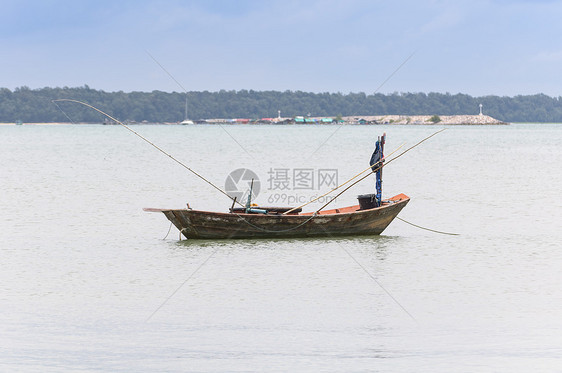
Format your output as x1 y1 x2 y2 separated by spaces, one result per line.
343 114 508 125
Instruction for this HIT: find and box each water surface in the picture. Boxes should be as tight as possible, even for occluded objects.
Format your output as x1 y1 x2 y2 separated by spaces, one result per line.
1 123 561 371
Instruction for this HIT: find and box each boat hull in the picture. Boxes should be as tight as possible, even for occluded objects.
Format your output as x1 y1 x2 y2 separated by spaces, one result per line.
146 194 409 239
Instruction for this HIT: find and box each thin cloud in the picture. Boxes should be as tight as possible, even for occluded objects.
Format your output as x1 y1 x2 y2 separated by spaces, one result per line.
3 0 562 96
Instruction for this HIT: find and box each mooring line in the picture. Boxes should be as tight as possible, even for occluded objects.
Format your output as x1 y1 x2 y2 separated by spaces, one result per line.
396 217 460 235
52 99 244 207
162 221 174 240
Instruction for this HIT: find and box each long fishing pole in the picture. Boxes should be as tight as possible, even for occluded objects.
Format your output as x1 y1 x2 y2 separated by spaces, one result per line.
314 128 446 213
282 143 405 215
52 99 244 207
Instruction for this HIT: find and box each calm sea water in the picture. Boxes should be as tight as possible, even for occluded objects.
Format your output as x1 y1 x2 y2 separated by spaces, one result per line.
1 123 561 372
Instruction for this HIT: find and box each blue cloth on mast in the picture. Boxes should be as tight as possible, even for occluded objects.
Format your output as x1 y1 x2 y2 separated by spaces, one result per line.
369 141 382 172
369 138 384 207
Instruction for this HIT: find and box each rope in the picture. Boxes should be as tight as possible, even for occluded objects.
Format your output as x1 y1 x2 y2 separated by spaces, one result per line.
52 99 244 207
233 212 318 233
162 221 174 239
396 217 460 235
314 128 447 214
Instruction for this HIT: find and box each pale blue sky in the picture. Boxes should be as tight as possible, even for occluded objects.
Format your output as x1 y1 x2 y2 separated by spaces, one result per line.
2 0 562 96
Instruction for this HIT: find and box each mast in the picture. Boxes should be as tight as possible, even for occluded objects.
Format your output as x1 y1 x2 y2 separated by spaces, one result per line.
375 133 386 206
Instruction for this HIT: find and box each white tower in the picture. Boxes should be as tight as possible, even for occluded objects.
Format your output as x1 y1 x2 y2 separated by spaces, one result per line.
479 103 483 116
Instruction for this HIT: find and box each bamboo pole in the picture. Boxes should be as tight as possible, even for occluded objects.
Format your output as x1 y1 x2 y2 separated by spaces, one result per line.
314 128 447 214
53 99 244 207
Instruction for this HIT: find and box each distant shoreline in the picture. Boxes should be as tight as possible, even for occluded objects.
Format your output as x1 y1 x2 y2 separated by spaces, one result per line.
1 114 509 126
3 88 561 123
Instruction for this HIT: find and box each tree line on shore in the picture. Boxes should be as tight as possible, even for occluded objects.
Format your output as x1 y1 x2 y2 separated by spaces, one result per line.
1 85 562 123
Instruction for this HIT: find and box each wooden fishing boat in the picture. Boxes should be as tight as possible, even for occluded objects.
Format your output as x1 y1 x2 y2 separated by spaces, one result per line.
144 133 412 240
144 193 409 239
